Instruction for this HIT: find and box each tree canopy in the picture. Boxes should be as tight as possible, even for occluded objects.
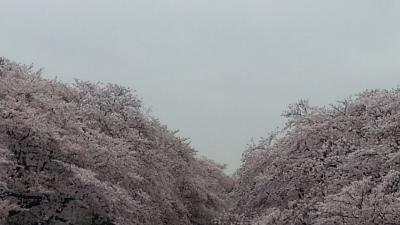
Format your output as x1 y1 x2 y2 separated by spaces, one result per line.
231 91 400 225
2 57 400 225
0 58 232 225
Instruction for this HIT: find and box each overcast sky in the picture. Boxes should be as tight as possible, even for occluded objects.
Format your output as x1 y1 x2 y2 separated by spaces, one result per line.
1 0 400 173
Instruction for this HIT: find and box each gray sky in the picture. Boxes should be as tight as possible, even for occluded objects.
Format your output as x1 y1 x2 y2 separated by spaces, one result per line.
1 0 400 173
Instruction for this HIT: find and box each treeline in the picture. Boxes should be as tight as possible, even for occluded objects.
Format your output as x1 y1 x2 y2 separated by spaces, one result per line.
1 58 400 225
229 94 400 224
0 58 232 225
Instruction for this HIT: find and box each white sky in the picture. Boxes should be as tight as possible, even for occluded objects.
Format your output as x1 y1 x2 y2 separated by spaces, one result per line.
1 0 400 173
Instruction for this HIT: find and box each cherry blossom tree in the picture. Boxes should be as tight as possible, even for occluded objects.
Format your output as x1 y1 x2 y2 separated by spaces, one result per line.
4 56 400 225
233 89 400 225
0 57 232 225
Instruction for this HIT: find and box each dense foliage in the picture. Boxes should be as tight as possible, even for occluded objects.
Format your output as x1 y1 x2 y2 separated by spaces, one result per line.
0 58 232 225
2 57 400 225
232 93 400 224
